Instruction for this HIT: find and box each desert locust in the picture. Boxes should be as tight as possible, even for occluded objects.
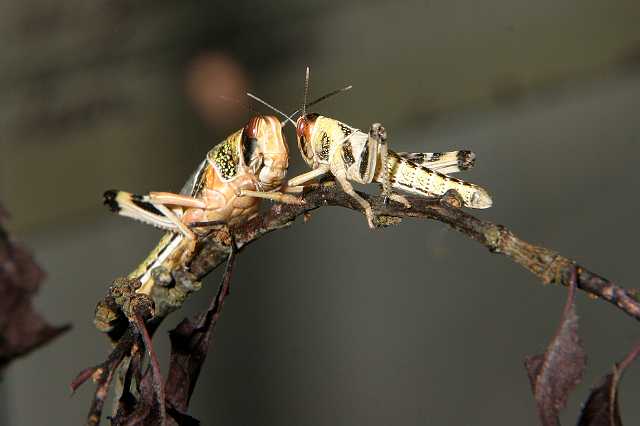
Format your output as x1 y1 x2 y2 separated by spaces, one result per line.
269 68 493 228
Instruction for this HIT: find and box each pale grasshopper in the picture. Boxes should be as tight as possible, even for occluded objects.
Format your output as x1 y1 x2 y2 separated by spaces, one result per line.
251 68 493 228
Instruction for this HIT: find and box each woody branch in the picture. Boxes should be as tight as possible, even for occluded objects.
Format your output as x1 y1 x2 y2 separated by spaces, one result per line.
184 181 640 323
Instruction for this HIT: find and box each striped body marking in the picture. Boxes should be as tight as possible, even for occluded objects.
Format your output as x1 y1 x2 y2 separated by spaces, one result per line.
385 151 490 208
292 112 492 228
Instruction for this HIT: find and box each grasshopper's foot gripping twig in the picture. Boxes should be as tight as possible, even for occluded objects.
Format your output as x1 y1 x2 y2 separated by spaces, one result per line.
387 193 412 208
440 189 465 209
333 172 377 229
365 208 377 228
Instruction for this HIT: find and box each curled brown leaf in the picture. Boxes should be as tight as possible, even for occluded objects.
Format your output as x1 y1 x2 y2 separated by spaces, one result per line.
165 249 237 424
0 202 69 369
524 267 587 426
577 342 640 426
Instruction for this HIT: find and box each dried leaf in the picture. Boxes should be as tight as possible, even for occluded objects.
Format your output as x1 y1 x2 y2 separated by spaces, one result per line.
166 403 200 426
131 313 166 425
524 267 586 426
111 368 165 426
71 330 132 425
165 251 236 423
577 372 622 426
0 203 69 369
576 342 640 426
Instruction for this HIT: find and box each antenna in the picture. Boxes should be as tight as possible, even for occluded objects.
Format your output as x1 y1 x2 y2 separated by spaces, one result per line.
217 94 255 113
246 92 297 127
308 85 352 108
245 65 351 128
246 85 352 128
287 85 352 119
302 66 310 117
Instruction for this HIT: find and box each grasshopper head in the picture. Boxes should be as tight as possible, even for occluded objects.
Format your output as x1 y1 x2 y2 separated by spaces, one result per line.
242 115 289 191
295 113 319 166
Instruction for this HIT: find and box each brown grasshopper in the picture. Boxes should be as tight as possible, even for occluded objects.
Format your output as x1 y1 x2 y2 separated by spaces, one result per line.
287 68 493 228
104 115 300 296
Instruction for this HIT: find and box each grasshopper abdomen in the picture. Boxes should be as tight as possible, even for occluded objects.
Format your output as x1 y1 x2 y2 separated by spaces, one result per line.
380 151 492 208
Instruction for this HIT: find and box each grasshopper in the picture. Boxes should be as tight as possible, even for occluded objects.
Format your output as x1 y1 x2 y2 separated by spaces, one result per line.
280 68 493 228
104 115 300 297
103 88 350 300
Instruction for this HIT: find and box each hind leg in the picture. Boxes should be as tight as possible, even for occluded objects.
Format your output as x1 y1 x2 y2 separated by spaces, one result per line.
368 124 411 209
369 123 391 202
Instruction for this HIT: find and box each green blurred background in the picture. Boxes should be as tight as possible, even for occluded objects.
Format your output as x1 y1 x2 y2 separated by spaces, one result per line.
1 1 640 424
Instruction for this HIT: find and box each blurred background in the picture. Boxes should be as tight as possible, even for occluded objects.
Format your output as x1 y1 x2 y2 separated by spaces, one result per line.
1 1 640 424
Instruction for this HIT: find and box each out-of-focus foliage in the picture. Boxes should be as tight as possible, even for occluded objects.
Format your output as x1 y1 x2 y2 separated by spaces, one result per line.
0 203 69 369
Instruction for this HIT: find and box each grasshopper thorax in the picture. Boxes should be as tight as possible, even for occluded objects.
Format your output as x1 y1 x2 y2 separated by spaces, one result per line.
295 113 319 166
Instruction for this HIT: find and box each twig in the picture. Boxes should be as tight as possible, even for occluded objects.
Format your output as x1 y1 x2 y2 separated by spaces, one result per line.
86 182 639 424
183 182 640 322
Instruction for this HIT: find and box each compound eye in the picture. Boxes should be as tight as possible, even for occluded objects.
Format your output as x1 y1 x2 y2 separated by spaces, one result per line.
242 117 263 166
297 113 319 139
295 114 319 161
244 116 261 140
296 117 308 138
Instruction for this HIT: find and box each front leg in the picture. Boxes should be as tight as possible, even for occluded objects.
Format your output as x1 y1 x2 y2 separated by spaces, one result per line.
281 183 320 193
287 165 330 187
237 166 331 204
237 189 305 205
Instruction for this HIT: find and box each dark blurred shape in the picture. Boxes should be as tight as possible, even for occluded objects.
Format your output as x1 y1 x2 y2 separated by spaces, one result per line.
0 203 69 369
618 41 640 70
491 73 528 106
525 271 586 425
186 52 249 128
577 342 640 426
